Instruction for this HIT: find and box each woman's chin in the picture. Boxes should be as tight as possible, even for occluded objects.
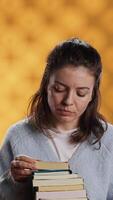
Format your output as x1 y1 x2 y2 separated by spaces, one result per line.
56 115 77 123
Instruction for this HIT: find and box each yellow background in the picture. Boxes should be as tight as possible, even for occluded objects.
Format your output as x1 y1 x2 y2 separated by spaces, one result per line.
0 0 113 143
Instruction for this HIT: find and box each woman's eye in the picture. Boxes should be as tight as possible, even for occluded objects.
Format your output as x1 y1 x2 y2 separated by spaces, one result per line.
77 92 86 97
53 86 65 92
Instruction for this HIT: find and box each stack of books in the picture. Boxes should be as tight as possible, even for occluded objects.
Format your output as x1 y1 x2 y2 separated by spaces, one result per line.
32 161 87 200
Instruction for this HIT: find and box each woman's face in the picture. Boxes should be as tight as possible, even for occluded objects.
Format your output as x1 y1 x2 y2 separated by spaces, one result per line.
47 65 95 130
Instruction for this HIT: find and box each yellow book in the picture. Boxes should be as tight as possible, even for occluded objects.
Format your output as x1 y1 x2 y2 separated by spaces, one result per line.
35 161 69 170
37 184 84 192
33 178 83 187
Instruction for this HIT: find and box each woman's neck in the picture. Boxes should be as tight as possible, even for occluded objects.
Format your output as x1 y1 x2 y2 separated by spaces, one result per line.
53 122 78 132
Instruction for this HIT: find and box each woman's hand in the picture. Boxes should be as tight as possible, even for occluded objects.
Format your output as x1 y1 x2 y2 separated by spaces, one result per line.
11 155 37 182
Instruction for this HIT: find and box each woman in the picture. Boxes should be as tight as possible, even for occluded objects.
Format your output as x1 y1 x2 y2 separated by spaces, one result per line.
0 38 113 200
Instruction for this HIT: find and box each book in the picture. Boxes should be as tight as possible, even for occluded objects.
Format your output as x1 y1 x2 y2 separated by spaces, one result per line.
33 177 83 187
35 161 69 170
36 190 87 199
38 198 87 200
36 184 84 192
34 173 80 180
33 169 71 175
32 161 88 200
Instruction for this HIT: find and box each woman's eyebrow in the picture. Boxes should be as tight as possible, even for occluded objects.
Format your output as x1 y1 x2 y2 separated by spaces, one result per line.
77 87 90 90
55 81 90 90
55 81 67 87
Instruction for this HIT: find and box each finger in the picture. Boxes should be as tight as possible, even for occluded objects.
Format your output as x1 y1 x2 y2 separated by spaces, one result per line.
12 168 32 176
15 156 36 164
11 168 32 182
11 160 37 170
13 174 29 182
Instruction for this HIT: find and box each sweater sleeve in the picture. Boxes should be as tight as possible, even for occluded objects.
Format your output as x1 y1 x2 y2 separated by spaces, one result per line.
0 125 33 200
0 127 16 199
107 150 113 200
102 123 113 200
106 156 113 200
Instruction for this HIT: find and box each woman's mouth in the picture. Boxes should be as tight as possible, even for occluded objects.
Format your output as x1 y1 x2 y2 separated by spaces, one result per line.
57 109 74 116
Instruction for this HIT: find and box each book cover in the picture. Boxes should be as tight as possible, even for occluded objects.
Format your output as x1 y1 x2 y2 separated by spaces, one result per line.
35 161 69 170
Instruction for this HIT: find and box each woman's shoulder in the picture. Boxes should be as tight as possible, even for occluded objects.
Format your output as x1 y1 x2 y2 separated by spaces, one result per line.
6 118 30 133
101 122 113 153
4 118 39 143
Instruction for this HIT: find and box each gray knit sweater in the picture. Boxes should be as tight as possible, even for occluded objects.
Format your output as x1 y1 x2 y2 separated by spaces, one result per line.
0 119 113 200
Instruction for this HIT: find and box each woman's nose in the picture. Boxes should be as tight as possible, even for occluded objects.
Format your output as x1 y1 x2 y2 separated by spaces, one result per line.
63 91 74 106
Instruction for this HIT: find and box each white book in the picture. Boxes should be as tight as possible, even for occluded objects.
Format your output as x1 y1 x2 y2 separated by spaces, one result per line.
34 173 80 180
38 198 87 200
35 190 86 199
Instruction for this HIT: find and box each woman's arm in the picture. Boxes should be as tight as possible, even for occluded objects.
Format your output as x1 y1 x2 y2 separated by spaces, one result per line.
0 126 37 200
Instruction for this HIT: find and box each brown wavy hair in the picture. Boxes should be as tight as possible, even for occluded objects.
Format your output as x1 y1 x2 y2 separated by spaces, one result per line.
27 38 107 146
